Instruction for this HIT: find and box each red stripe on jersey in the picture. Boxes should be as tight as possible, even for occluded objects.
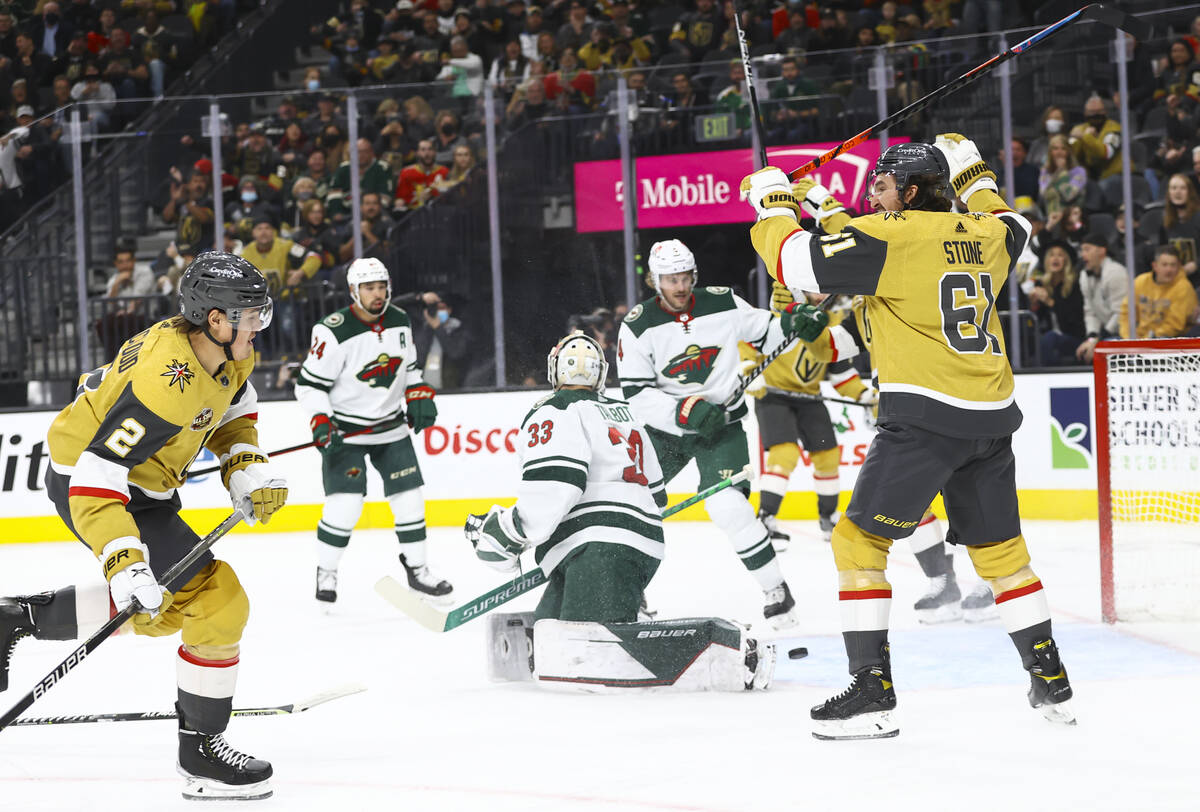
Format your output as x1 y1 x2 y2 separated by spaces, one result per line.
917 514 938 527
177 645 240 668
839 589 892 601
241 413 258 421
68 486 130 505
826 329 838 362
995 580 1044 605
833 377 855 390
991 209 1013 215
776 227 804 289
813 473 839 481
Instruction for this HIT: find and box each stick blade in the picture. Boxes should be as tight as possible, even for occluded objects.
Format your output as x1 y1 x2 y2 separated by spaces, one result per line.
1081 3 1151 40
290 683 368 713
375 576 451 632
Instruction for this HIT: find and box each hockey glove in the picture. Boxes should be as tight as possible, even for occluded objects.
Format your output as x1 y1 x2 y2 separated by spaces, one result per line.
405 384 438 433
740 167 801 222
221 443 288 526
676 396 725 437
465 506 526 574
780 302 830 343
310 414 343 453
770 281 794 314
857 385 879 409
792 177 846 227
739 358 766 399
102 537 172 625
934 133 998 203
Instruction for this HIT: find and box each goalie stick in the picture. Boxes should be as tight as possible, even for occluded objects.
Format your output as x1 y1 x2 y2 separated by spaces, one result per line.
10 683 366 727
786 3 1150 182
0 510 245 733
376 467 754 632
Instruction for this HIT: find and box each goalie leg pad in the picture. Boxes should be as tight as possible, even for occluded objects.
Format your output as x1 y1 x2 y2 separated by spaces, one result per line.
532 617 775 693
486 612 536 682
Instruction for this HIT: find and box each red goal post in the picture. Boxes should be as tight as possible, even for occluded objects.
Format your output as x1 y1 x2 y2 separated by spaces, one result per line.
1093 338 1200 624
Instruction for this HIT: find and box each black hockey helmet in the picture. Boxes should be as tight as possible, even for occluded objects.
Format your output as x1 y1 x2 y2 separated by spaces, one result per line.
179 251 273 329
870 142 952 211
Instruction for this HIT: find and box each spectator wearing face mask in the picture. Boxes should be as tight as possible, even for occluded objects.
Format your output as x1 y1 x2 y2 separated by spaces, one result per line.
225 176 278 231
1069 96 1122 181
1028 105 1066 170
431 110 465 166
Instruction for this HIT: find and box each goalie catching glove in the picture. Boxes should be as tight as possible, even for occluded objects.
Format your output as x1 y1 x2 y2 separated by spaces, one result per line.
405 384 437 433
791 177 845 227
101 537 172 625
780 301 829 343
465 506 528 574
740 167 800 222
934 133 997 203
221 443 288 525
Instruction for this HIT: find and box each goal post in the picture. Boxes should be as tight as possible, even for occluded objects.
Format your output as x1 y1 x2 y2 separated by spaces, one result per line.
1093 338 1200 623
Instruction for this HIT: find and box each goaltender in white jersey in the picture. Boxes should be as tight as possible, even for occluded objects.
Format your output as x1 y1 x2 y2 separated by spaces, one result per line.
467 332 776 692
294 258 451 604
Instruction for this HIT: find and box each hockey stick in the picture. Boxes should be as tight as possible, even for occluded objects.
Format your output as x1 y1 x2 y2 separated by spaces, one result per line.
375 467 754 633
763 386 869 409
9 683 367 726
785 3 1150 181
731 5 767 166
725 296 838 408
187 418 405 478
0 510 245 733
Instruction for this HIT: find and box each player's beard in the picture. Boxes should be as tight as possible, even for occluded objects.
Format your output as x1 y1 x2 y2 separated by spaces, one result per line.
366 299 387 315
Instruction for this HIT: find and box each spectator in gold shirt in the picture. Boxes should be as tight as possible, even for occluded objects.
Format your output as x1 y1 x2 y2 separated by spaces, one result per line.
1119 244 1200 338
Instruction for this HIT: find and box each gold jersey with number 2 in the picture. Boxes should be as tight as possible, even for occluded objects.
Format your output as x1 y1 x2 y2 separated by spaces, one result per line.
751 188 1031 438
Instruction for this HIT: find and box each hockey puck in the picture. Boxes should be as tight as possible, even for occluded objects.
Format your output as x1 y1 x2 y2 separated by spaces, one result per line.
788 647 809 660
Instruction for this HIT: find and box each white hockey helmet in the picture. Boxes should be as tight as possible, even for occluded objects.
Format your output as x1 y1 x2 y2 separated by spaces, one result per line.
547 331 608 393
646 239 697 291
346 257 391 309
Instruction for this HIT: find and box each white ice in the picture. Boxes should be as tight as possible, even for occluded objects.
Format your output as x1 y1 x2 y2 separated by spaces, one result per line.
1 519 1198 812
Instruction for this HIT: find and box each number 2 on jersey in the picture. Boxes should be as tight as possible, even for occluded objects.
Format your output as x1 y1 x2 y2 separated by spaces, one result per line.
608 426 648 485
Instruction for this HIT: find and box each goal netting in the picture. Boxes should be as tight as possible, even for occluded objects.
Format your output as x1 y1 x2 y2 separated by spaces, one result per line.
1094 339 1200 623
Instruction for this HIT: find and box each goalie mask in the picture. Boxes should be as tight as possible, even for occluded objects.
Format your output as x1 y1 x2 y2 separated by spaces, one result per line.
547 331 608 393
646 239 697 292
346 257 392 313
867 142 952 212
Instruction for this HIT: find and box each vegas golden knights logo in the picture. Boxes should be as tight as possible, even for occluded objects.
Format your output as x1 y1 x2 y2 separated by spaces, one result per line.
662 344 720 385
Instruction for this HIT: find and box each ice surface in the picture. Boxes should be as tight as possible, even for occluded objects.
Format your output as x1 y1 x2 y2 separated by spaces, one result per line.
1 519 1197 811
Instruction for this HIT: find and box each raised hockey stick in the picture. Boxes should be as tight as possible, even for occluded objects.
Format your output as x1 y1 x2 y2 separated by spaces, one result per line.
725 297 839 408
786 3 1150 181
731 5 767 166
762 386 870 409
10 683 366 726
0 510 245 733
187 418 406 478
375 467 754 633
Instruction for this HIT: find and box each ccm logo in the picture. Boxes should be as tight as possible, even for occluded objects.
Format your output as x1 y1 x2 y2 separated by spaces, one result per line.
636 629 697 639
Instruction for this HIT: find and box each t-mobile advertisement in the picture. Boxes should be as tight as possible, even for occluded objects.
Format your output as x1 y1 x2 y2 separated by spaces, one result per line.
573 139 901 233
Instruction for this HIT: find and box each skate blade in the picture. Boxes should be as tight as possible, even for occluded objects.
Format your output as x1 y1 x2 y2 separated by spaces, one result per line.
1038 699 1077 726
962 606 999 623
766 607 801 632
771 538 790 553
812 711 899 740
179 770 272 801
915 603 964 625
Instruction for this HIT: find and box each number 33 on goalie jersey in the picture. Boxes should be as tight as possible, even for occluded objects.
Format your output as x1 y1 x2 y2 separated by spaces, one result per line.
751 193 1032 438
511 389 668 575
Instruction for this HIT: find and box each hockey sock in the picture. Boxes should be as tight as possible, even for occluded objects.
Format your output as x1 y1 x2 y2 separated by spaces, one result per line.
706 487 779 586
990 571 1052 669
316 493 362 564
390 488 427 566
177 645 238 735
26 584 113 640
759 488 783 517
914 547 953 578
817 493 839 518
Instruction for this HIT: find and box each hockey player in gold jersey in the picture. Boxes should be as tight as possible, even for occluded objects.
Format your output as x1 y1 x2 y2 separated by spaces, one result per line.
0 253 287 799
742 134 1074 738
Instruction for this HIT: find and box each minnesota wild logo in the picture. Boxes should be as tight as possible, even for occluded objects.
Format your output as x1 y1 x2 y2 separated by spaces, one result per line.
662 344 720 385
357 353 405 388
161 359 194 392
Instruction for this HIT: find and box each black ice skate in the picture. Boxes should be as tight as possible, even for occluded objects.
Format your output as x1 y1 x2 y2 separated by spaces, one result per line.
400 554 453 598
0 597 35 692
178 711 273 800
315 567 338 603
914 568 963 624
1027 638 1075 725
811 646 899 740
763 581 798 630
960 582 998 623
757 509 790 552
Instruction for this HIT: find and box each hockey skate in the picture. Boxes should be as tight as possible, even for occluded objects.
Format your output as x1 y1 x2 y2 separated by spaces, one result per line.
1027 638 1075 725
399 554 453 601
178 711 273 800
743 637 776 691
811 645 899 740
0 597 35 692
817 512 840 543
315 567 338 604
914 572 963 624
763 581 799 630
758 510 790 552
960 582 999 623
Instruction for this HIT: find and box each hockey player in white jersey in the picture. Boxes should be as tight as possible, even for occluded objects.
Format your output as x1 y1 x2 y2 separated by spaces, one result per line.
467 332 775 692
293 258 452 603
615 239 829 629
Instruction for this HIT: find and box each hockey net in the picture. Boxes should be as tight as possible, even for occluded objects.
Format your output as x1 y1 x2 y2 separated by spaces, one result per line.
1094 339 1200 623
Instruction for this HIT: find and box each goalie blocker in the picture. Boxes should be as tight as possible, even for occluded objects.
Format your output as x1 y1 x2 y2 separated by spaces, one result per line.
487 613 775 692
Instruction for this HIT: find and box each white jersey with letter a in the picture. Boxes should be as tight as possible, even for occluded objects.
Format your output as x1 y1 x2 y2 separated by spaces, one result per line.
616 287 788 436
293 304 420 445
503 389 667 574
